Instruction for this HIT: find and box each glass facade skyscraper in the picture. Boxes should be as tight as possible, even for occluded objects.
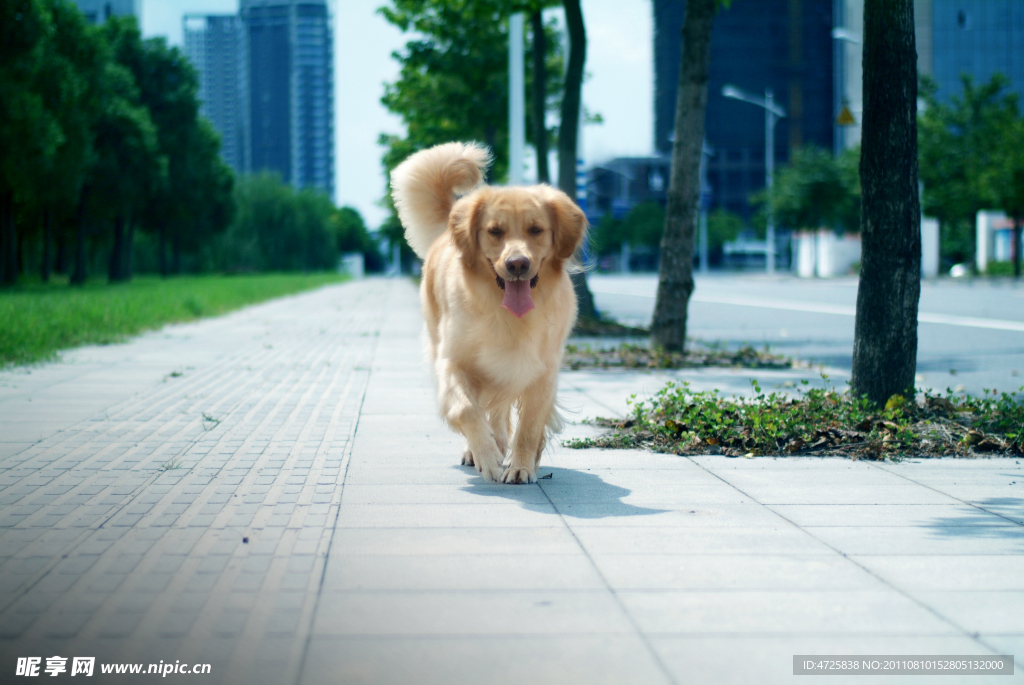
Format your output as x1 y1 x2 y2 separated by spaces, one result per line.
654 0 834 219
240 0 334 199
183 15 244 174
71 0 137 24
182 1 335 200
931 0 1024 101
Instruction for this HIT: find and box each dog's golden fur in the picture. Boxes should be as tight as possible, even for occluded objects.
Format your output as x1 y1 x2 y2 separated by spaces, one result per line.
391 142 587 483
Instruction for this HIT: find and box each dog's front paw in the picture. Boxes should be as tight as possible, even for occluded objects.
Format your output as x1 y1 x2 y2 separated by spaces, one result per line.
461 449 474 467
501 466 537 485
476 457 504 482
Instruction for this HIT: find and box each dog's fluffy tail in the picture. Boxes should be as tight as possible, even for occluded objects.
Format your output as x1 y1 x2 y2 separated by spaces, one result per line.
390 142 491 259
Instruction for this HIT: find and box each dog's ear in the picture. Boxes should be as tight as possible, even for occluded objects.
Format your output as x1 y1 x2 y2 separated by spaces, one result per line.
546 189 588 261
449 193 482 265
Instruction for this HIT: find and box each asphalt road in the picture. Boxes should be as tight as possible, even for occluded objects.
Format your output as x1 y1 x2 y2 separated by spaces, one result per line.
586 273 1024 397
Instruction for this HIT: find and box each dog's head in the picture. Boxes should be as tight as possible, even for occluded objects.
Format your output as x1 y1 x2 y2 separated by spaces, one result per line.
448 185 586 317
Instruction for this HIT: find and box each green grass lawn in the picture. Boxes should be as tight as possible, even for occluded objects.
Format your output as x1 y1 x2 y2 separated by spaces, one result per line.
0 273 348 368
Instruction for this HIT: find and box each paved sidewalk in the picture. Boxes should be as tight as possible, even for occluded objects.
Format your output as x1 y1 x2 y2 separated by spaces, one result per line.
1 278 1022 684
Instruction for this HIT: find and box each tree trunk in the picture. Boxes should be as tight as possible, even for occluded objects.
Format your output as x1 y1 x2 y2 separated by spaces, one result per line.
55 230 66 275
850 0 921 406
1013 217 1021 279
531 10 550 185
650 0 715 352
41 208 51 283
71 221 87 286
109 215 126 282
0 190 16 286
159 222 168 277
559 0 596 319
172 234 181 274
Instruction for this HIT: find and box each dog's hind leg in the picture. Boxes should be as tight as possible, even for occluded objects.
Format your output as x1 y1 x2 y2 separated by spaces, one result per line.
436 359 504 482
502 375 557 484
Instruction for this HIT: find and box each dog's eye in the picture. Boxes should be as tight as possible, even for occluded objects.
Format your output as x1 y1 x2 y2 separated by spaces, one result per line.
528 226 543 235
487 227 504 237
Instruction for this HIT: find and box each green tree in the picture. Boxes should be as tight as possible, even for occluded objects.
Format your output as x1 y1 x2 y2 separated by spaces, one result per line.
590 202 665 256
706 208 743 257
986 117 1024 277
106 19 212 280
26 0 109 282
331 206 384 270
73 16 166 285
219 173 337 273
767 145 860 232
379 0 563 183
918 73 1019 264
0 0 62 285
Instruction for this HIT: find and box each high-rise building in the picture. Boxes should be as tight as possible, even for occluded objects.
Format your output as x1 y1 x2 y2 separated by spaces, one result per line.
183 15 244 174
653 0 834 219
240 0 334 199
931 0 1024 99
838 0 1023 150
71 0 137 24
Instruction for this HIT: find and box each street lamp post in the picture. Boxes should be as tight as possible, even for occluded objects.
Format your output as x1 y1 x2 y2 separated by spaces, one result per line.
722 84 786 274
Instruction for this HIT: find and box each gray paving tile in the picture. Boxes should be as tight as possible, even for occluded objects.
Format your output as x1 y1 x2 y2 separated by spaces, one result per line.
313 590 634 636
321 553 603 592
569 524 833 555
910 591 1024 634
805 525 1024 555
336 502 561 528
850 555 1024 591
592 553 884 591
620 590 960 635
328 526 583 556
301 635 671 685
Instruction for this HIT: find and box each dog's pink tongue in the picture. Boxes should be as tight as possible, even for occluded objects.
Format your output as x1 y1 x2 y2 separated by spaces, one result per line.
501 279 535 318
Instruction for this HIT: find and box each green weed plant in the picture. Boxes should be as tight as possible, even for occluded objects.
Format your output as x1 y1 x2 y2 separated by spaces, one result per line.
567 377 1024 460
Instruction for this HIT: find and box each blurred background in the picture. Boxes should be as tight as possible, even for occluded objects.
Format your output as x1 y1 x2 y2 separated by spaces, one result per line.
1 0 1022 286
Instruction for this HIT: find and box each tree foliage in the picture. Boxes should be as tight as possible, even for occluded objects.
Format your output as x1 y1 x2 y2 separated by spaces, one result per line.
378 0 564 187
590 202 665 256
0 2 343 286
918 74 1021 263
768 145 860 232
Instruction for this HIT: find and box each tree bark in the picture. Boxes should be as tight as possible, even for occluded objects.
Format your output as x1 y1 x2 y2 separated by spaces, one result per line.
172 235 181 274
650 0 715 352
850 0 921 405
41 208 51 283
531 10 550 185
1013 217 1021 279
0 190 16 286
159 222 168 277
559 0 597 319
109 215 127 282
71 221 87 286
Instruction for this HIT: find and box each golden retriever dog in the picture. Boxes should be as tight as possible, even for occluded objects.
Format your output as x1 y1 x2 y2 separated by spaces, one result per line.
391 142 587 484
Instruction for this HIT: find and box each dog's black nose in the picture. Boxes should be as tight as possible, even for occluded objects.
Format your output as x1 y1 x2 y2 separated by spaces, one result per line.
505 256 530 278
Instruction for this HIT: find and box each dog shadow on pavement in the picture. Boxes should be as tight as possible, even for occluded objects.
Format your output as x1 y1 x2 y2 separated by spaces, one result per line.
460 466 668 520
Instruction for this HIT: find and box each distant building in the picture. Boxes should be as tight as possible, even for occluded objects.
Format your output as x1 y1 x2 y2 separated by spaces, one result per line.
183 15 244 174
586 157 670 223
931 0 1024 99
71 0 137 24
240 0 335 199
653 0 834 220
836 1 1023 150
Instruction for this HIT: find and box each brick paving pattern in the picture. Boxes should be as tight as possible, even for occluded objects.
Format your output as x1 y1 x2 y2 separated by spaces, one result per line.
0 280 391 684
